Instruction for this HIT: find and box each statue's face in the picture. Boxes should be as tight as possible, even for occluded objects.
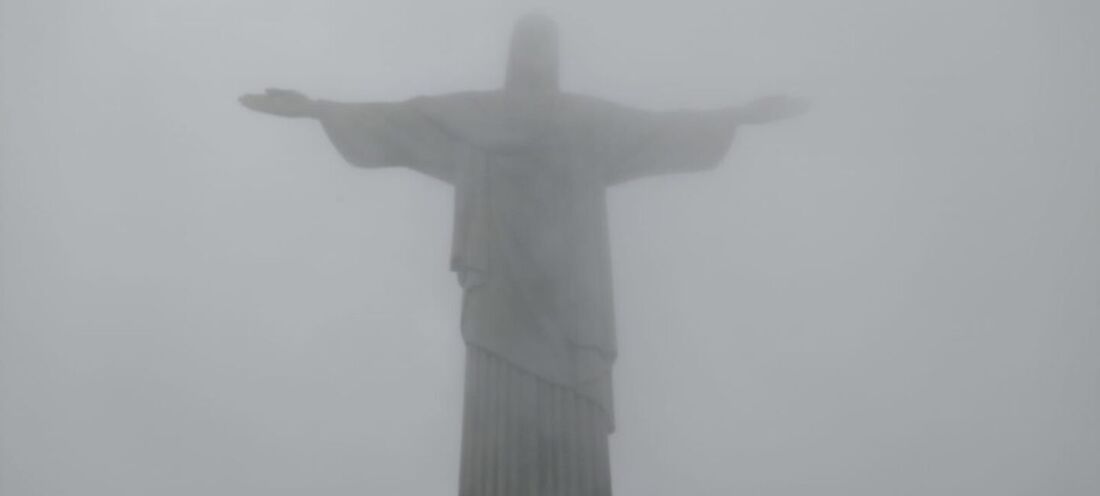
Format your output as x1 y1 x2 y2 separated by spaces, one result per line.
506 14 559 92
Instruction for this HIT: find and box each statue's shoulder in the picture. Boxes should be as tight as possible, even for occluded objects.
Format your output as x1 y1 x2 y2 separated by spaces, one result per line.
409 90 500 108
558 92 616 107
560 92 648 117
399 90 501 123
413 91 634 116
554 93 649 129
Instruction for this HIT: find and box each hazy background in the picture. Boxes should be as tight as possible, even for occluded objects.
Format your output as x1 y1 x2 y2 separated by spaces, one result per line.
2 0 1097 494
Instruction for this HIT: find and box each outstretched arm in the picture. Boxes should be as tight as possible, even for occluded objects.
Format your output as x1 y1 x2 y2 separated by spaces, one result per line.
238 88 470 184
587 93 809 185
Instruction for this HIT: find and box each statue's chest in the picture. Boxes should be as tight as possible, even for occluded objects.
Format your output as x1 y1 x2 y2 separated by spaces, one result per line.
493 155 597 213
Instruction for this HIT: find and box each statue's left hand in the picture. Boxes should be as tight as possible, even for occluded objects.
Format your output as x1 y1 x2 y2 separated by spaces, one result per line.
239 88 317 118
736 95 811 125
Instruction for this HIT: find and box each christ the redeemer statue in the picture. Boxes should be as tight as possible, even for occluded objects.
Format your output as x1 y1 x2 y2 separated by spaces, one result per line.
241 13 807 496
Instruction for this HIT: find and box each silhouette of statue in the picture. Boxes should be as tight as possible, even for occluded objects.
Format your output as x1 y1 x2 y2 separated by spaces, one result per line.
241 13 807 496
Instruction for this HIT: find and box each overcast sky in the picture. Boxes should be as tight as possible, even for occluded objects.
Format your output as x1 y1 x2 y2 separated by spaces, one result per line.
2 1 1098 495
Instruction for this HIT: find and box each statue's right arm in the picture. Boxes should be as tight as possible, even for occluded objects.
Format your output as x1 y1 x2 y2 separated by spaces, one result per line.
240 88 466 184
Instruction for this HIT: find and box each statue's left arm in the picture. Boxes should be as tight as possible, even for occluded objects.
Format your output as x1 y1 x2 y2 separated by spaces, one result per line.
589 95 808 185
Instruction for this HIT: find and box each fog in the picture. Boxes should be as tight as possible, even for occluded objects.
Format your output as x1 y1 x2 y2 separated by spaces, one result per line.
1 0 1097 494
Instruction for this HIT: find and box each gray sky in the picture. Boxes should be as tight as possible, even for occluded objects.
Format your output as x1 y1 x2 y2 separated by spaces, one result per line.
2 0 1097 494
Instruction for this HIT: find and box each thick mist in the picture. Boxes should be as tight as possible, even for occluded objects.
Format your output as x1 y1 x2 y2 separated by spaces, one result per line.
1 1 1097 495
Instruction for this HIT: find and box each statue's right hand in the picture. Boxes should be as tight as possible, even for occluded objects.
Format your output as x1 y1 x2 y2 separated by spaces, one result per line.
238 88 317 118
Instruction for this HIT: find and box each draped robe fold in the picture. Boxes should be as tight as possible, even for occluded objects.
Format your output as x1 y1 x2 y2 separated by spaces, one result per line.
316 90 736 495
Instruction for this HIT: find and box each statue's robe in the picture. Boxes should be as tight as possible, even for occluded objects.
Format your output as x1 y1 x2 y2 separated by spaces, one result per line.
316 91 736 496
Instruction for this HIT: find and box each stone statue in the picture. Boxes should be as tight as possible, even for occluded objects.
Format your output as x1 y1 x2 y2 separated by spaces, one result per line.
240 13 807 496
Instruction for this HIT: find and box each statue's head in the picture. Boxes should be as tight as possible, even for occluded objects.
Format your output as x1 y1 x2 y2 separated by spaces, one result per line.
505 13 560 93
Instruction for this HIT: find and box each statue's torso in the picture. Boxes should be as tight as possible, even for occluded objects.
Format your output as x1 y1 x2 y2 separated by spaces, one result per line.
433 92 619 419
